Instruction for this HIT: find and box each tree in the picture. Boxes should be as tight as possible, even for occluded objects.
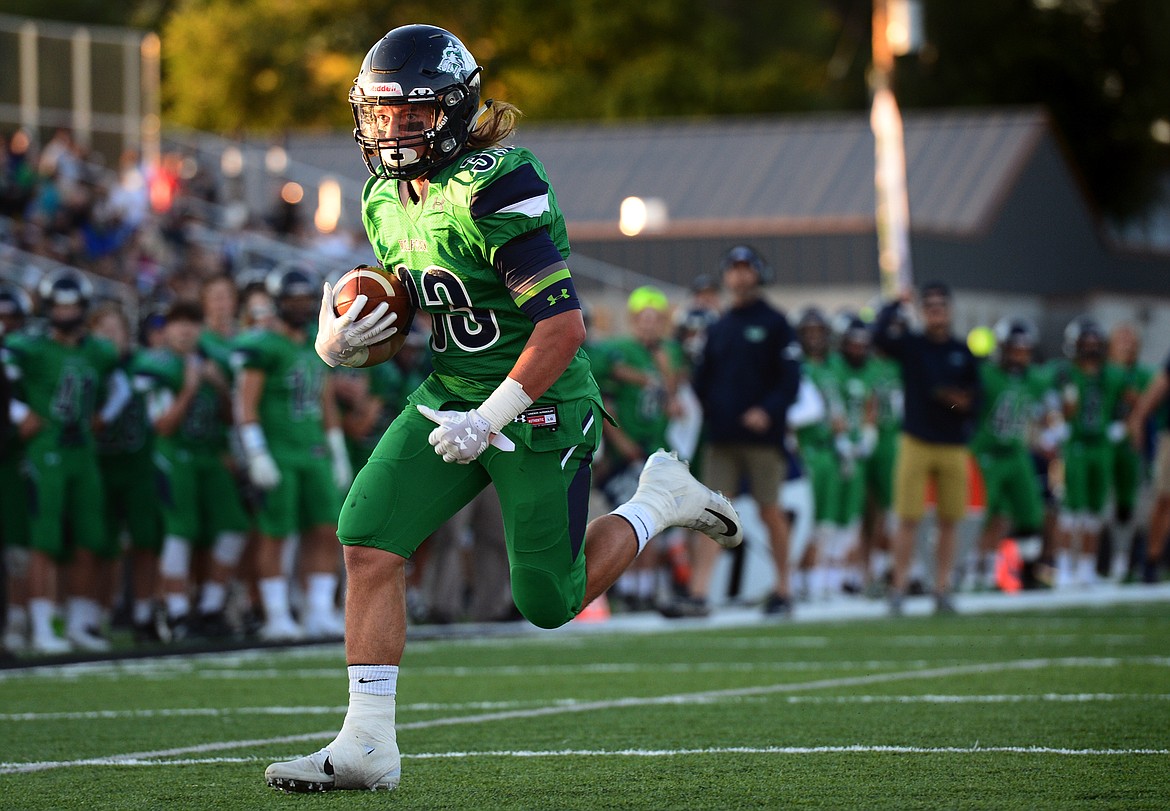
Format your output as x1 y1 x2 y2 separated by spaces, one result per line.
893 0 1170 222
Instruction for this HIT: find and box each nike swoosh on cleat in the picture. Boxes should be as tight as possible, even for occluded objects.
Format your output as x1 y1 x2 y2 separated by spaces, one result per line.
323 757 334 776
703 507 739 538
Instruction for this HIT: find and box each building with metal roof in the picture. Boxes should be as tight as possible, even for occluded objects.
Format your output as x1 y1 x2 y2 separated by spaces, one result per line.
281 107 1169 302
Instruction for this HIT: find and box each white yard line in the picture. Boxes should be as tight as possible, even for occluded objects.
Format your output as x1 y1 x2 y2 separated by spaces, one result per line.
2 656 1167 775
7 692 1167 723
6 743 1166 773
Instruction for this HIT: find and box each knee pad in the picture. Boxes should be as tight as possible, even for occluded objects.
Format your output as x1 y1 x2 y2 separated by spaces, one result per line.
509 565 576 630
159 536 192 579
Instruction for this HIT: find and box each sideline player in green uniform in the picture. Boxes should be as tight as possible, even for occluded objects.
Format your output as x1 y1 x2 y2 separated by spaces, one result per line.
862 347 902 591
266 25 743 793
90 304 164 642
1105 323 1153 580
235 265 353 642
596 286 688 612
3 271 130 653
137 302 247 638
793 307 841 600
825 316 879 597
1054 318 1131 588
969 320 1051 590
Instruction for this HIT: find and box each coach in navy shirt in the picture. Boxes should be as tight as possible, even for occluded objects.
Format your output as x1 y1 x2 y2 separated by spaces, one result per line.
873 281 981 615
692 245 801 616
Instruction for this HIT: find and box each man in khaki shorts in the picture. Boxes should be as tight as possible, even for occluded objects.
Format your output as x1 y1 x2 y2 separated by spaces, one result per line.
692 245 802 615
873 283 981 615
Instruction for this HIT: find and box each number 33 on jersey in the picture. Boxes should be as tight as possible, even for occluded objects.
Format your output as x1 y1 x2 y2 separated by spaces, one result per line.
361 145 592 406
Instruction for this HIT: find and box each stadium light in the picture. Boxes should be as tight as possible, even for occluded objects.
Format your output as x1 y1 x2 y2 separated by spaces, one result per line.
315 177 342 233
619 196 668 236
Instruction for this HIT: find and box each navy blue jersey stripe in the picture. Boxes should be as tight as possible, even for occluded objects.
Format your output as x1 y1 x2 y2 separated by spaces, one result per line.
470 163 549 222
567 425 595 561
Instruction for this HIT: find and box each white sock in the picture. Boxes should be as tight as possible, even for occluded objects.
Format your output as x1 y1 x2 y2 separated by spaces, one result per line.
165 593 191 620
259 576 293 623
611 503 658 553
67 597 100 634
29 598 56 637
635 569 656 599
869 551 890 581
307 573 339 615
1055 550 1073 588
349 664 398 696
6 604 27 632
1077 554 1098 585
132 599 153 626
198 582 228 615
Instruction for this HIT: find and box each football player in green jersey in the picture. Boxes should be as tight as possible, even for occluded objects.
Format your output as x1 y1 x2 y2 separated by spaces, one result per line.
824 316 879 597
969 320 1050 590
1105 323 1153 580
1053 318 1131 588
89 304 165 642
235 265 354 642
596 286 688 612
793 307 842 600
266 25 743 794
3 270 131 653
138 301 248 639
861 348 902 591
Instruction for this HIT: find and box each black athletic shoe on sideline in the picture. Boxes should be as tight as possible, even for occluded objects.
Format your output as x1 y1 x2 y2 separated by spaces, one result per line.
658 596 711 619
762 593 792 617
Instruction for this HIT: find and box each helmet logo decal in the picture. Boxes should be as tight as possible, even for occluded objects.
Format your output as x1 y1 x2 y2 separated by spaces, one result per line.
367 82 403 96
437 43 464 75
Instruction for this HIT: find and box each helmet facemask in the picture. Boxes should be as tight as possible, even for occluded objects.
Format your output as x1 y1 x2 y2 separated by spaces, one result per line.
353 98 446 178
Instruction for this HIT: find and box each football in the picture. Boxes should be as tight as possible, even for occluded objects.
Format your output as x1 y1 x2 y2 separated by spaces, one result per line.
332 265 415 367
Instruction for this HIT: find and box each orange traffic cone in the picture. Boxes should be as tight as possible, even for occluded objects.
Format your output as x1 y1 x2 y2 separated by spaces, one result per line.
995 538 1023 593
573 593 611 623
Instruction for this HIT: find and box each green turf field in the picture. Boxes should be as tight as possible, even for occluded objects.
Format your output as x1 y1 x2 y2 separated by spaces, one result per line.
2 602 1168 810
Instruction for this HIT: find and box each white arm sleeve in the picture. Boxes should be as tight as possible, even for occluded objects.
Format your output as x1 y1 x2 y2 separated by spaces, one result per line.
98 369 132 424
787 376 826 429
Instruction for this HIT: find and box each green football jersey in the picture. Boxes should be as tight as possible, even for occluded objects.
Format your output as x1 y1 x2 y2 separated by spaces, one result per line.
597 335 686 454
3 331 119 449
796 356 839 451
828 354 873 440
232 328 327 456
135 348 227 455
1115 361 1153 425
96 350 152 456
972 362 1051 452
869 356 903 433
360 145 597 408
1054 360 1129 442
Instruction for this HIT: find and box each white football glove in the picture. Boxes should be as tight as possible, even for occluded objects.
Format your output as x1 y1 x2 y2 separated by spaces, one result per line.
417 405 516 464
247 452 281 491
239 423 281 490
314 282 399 368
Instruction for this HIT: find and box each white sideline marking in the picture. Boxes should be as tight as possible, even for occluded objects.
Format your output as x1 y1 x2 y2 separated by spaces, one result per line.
6 744 1166 772
2 656 1166 774
5 692 1167 723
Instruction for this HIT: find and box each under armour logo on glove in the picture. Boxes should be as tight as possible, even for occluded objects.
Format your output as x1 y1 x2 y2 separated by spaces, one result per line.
417 405 516 464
